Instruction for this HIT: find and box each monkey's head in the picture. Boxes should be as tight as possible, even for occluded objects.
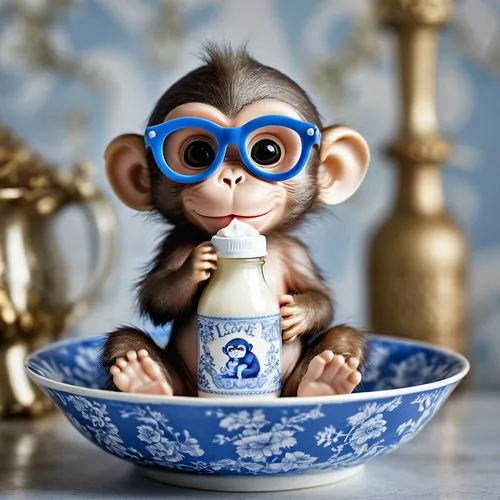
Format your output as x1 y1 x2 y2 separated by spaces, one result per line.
105 45 369 235
223 338 252 359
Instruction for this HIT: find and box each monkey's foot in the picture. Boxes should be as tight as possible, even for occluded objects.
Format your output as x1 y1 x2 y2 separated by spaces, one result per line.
109 349 173 396
297 351 361 397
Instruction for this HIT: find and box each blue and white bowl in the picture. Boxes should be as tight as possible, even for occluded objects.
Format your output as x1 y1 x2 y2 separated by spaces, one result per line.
26 333 469 492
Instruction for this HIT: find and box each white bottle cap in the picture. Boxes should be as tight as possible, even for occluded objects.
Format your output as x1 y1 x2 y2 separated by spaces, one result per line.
211 219 266 258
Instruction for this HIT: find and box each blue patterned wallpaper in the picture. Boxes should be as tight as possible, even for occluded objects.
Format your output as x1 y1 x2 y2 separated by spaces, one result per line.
0 0 499 388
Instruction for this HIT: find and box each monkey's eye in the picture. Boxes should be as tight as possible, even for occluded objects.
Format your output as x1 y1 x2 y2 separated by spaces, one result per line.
250 139 282 166
183 140 216 169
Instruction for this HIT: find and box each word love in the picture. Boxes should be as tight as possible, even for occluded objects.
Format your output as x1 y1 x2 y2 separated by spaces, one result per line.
212 321 259 339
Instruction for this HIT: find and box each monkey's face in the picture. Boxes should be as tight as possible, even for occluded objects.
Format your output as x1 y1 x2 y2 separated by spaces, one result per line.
105 102 369 233
226 344 247 359
160 100 311 235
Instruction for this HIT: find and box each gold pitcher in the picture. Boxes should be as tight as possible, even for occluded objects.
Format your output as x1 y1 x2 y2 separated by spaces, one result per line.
368 0 468 356
0 123 117 418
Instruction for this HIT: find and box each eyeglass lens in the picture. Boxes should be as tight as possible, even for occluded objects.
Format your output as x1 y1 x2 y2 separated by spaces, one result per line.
163 127 219 177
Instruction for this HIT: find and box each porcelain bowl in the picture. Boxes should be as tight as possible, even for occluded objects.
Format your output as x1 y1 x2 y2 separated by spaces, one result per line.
26 332 469 492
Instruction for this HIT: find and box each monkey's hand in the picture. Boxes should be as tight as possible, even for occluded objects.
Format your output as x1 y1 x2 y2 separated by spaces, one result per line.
279 294 310 343
188 242 218 283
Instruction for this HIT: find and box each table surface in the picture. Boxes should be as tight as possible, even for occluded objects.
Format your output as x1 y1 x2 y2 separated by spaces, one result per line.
0 392 498 500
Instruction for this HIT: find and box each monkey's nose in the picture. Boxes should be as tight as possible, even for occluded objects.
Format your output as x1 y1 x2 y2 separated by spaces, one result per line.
220 165 245 189
222 174 243 188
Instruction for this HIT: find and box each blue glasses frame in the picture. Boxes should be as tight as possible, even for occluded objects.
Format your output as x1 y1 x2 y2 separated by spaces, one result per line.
144 114 321 184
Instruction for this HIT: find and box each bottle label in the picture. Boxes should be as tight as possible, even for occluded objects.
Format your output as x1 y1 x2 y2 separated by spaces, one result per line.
197 313 282 396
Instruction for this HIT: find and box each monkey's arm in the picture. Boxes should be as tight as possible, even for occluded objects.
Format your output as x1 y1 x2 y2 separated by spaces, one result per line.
138 242 216 325
280 240 334 342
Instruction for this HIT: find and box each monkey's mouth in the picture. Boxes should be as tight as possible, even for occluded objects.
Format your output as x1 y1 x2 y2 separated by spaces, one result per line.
195 209 274 222
193 208 276 233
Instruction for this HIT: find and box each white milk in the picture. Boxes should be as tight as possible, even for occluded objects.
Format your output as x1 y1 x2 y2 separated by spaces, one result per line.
197 219 282 398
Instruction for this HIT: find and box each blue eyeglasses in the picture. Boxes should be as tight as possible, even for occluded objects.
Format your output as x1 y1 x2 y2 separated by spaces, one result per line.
145 115 321 184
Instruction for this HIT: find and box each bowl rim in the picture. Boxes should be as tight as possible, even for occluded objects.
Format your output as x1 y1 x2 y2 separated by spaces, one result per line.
25 334 470 407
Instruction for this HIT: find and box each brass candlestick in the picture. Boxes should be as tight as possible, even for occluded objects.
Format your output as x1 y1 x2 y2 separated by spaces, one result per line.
368 0 468 355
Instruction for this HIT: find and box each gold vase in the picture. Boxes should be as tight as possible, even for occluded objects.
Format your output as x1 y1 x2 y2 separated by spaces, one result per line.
368 0 468 356
0 124 118 418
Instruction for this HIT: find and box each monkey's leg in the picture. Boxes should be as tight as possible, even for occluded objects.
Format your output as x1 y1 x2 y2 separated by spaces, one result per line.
101 327 194 396
281 325 367 397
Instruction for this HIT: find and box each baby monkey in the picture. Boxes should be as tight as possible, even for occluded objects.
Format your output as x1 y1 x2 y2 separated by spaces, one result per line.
102 45 370 397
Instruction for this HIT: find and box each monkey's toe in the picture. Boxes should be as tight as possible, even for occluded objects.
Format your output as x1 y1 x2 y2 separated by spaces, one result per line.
344 369 362 393
347 356 360 371
110 363 132 392
125 350 138 362
140 353 164 381
137 349 149 360
115 357 128 369
322 353 348 382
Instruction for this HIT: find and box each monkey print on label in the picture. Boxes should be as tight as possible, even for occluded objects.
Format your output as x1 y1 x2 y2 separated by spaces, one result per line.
221 339 261 379
197 314 281 396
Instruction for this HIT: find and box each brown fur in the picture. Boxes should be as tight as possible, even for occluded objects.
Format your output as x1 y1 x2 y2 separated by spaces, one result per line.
102 45 367 396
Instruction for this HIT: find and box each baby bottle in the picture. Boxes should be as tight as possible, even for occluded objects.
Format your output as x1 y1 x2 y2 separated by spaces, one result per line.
197 219 282 398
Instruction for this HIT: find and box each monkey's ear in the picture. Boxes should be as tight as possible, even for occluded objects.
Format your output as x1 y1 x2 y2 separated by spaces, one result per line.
247 343 253 351
317 126 370 205
104 133 153 211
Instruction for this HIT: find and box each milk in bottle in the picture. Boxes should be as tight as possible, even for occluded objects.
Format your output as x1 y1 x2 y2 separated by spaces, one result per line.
197 219 282 398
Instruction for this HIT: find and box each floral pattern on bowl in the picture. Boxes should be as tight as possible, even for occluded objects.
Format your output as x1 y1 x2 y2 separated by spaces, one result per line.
26 333 469 490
